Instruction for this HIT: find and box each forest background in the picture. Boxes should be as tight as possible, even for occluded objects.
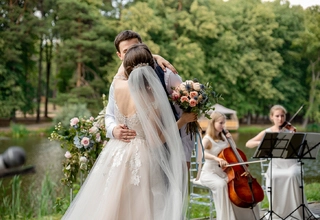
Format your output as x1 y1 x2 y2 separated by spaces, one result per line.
1 0 320 128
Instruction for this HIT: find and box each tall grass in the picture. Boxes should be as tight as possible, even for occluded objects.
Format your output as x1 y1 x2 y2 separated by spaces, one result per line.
0 174 319 219
10 123 29 138
0 174 69 219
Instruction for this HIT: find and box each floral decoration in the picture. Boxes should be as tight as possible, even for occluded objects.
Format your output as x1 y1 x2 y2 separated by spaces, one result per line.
49 95 109 187
170 78 222 136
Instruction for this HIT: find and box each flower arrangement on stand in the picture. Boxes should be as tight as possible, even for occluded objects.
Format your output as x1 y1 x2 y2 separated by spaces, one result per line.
49 95 109 188
170 78 222 137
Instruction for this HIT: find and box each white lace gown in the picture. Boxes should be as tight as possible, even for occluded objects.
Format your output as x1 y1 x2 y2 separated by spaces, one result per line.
62 104 184 220
199 135 260 220
63 66 187 220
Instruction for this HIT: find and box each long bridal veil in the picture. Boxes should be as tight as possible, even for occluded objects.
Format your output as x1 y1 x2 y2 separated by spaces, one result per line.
128 65 188 219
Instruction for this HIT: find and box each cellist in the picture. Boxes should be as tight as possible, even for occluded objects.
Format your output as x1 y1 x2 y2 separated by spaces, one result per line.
199 111 260 220
246 105 319 219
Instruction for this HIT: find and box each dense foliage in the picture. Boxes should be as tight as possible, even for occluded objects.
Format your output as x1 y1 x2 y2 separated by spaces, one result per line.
0 0 319 126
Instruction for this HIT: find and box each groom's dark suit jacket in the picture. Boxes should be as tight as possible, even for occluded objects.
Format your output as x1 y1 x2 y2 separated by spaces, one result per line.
154 63 180 121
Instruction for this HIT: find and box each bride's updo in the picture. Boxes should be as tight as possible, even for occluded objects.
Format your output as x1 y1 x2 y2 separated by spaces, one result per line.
123 43 155 76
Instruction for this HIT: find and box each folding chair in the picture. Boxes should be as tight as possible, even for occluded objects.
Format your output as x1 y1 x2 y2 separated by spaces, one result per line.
187 133 215 219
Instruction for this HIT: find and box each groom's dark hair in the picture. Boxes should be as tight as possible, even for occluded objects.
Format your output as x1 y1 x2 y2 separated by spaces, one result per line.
114 30 142 53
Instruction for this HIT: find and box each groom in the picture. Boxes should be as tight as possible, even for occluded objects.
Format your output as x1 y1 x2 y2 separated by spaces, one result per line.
105 30 196 169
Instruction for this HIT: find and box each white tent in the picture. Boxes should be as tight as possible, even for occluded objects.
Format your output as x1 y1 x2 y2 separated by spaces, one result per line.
198 104 239 130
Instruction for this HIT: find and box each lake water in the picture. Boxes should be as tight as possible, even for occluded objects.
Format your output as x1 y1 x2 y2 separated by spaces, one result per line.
0 133 319 192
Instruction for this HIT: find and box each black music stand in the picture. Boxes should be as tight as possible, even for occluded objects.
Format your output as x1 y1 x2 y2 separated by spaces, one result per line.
283 132 320 220
252 132 294 220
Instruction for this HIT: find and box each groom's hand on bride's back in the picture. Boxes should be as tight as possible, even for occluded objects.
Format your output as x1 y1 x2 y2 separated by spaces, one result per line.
112 124 137 142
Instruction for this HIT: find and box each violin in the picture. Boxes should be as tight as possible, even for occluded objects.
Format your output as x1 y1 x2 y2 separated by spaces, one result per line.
279 105 303 132
279 121 296 132
218 130 264 208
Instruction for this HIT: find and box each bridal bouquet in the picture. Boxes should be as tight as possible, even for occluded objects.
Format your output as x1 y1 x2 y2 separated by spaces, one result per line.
170 78 222 136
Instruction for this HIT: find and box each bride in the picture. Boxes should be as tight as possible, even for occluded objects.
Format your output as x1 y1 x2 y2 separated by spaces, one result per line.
62 43 188 220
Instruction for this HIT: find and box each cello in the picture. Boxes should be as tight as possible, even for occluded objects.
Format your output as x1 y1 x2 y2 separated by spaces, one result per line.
218 129 264 208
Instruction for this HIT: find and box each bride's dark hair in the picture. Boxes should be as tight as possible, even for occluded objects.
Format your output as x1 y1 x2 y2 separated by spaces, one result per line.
123 43 155 76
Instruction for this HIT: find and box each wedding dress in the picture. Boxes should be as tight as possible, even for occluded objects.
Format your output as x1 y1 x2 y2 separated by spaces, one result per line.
62 66 188 220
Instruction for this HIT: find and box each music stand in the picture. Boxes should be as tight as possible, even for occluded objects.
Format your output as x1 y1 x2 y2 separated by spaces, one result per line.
283 132 320 220
252 132 294 220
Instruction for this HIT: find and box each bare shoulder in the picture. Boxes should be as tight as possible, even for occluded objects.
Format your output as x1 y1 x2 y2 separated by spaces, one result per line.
202 136 212 150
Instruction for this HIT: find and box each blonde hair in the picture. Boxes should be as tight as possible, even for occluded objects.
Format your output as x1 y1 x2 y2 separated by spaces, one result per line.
269 105 287 122
206 111 226 140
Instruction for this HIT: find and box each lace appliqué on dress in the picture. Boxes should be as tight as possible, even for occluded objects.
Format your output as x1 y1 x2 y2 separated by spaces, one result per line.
104 147 126 191
129 145 141 186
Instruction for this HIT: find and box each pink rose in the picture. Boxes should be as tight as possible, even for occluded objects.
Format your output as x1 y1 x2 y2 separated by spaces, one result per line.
81 137 90 147
90 116 94 121
70 117 79 126
189 98 197 107
64 151 72 159
171 91 181 101
190 91 198 98
180 96 189 103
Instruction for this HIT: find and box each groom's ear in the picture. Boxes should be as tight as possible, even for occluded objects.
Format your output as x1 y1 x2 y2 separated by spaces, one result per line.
116 52 123 60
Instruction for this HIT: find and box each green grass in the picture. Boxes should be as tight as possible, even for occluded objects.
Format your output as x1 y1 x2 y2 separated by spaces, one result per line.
237 125 308 133
189 182 320 218
305 182 320 202
1 175 319 219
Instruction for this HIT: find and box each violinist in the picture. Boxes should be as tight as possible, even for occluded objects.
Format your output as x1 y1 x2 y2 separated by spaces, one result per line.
199 111 260 220
246 104 318 219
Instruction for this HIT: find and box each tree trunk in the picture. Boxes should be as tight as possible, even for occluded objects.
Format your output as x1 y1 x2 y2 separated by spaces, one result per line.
44 40 53 118
36 37 43 123
246 112 251 125
76 62 82 87
302 60 320 128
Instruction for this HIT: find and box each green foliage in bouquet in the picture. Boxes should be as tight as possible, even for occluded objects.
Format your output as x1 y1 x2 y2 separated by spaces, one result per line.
170 78 222 135
49 95 109 188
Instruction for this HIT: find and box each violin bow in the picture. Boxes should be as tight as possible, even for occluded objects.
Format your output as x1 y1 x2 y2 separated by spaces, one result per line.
287 105 304 124
280 105 303 130
224 159 268 168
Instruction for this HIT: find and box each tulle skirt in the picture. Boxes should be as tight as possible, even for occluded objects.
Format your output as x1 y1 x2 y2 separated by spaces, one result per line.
62 138 179 220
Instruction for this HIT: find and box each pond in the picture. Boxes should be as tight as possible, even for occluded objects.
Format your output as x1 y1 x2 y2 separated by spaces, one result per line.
0 132 319 193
